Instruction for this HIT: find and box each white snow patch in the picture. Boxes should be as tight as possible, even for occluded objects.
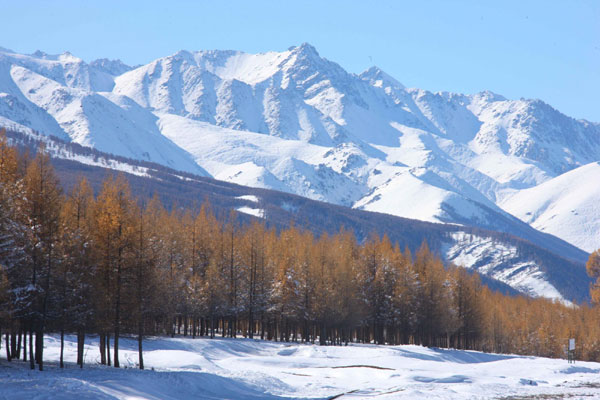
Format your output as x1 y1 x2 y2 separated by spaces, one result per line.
237 206 265 219
236 195 259 203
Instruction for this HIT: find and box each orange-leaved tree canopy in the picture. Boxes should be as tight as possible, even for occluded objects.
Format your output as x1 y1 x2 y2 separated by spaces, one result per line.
587 250 600 303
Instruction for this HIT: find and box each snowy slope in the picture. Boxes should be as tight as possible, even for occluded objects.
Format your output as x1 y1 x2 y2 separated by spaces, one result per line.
1 44 599 254
500 162 600 252
3 335 600 399
156 112 587 266
157 113 367 205
444 232 568 303
0 48 206 175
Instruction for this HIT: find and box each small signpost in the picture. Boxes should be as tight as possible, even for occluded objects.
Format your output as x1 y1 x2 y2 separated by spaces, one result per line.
568 338 575 364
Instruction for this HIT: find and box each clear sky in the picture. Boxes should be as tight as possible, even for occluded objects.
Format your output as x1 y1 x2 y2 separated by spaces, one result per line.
1 0 599 121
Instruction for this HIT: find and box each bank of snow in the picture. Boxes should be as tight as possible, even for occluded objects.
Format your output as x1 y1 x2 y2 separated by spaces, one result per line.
1 335 600 399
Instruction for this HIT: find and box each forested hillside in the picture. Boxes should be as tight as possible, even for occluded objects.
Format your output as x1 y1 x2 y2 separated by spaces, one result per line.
4 127 592 303
2 129 600 374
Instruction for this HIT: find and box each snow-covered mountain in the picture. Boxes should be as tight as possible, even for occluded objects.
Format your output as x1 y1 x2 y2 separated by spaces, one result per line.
0 48 204 174
1 44 599 256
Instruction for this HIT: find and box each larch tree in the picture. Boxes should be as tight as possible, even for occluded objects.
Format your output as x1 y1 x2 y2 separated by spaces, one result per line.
0 129 29 363
58 177 95 368
393 247 418 344
130 197 156 369
587 249 600 303
92 174 135 368
23 146 62 371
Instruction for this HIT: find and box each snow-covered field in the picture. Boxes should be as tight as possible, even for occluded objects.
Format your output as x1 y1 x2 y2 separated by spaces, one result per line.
1 335 600 399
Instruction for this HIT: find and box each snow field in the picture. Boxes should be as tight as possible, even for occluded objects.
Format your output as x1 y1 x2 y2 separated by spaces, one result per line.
1 335 600 399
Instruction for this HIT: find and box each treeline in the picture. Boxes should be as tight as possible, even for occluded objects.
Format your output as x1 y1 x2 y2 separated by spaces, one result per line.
1 129 600 372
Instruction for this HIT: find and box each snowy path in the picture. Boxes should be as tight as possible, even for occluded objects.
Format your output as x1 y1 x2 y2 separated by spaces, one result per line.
1 335 600 399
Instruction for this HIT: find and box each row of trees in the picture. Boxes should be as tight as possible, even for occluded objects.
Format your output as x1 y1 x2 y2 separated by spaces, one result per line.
1 128 600 371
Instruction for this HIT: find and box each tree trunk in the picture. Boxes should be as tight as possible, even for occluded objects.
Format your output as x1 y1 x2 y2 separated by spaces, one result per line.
36 327 44 370
320 324 327 346
138 321 144 370
114 325 120 368
60 328 65 368
99 333 106 365
5 333 12 361
114 240 122 368
10 330 17 358
77 330 84 368
29 327 34 369
248 310 254 339
16 329 22 359
106 333 111 366
22 330 27 361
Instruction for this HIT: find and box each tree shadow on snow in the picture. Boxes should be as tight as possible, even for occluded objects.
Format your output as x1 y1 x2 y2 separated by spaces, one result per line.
561 366 600 374
388 347 518 364
0 360 318 400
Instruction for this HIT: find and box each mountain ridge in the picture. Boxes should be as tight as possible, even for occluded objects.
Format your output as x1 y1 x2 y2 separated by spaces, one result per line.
0 43 598 255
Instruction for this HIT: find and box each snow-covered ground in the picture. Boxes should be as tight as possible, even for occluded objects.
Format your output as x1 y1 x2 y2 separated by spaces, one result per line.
1 335 600 399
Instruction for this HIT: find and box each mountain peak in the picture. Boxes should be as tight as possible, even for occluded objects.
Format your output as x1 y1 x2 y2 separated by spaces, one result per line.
360 66 405 89
59 51 80 62
474 90 506 102
90 58 133 76
291 42 320 58
29 49 81 63
31 49 50 58
172 49 194 59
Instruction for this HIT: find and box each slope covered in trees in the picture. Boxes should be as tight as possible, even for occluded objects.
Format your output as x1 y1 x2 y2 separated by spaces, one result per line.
1 128 600 373
3 127 591 303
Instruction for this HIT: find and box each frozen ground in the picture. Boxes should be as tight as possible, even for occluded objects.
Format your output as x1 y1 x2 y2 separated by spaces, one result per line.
1 335 600 399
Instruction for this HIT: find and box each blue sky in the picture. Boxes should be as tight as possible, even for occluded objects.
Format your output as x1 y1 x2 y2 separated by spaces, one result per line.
1 0 598 121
